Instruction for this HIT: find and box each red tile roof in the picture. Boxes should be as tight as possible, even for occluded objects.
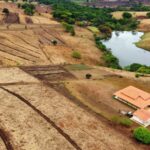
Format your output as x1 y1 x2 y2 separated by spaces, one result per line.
114 86 150 109
133 109 150 121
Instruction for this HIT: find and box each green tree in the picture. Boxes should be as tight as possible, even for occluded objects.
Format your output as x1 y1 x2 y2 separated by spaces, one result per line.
128 63 143 72
2 8 9 15
133 127 150 144
99 25 112 37
122 12 132 19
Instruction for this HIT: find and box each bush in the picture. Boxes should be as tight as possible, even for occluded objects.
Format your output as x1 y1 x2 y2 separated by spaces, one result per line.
51 40 57 45
133 127 150 144
147 12 150 18
62 22 76 36
137 66 150 74
2 8 9 15
72 51 81 59
85 73 92 79
122 12 132 19
22 3 35 16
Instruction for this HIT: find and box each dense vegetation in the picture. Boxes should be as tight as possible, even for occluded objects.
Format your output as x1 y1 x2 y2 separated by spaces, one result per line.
133 127 150 144
116 3 150 11
21 3 35 15
37 0 150 72
38 0 138 31
125 63 150 74
95 36 121 69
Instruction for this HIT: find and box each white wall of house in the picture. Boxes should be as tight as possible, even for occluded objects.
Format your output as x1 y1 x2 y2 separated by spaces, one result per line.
131 116 150 127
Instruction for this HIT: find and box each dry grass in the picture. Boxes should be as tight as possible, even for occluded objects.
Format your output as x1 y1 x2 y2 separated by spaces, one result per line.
112 11 148 19
136 32 150 51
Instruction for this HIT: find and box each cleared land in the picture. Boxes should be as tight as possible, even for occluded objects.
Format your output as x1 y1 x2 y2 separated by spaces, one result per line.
0 66 148 150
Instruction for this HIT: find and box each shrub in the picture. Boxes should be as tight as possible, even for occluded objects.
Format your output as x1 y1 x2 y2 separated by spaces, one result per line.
22 3 35 16
137 66 150 74
122 12 132 19
62 22 76 36
85 73 92 79
24 7 34 16
2 8 9 15
147 12 150 18
72 51 81 59
133 127 150 144
51 40 58 45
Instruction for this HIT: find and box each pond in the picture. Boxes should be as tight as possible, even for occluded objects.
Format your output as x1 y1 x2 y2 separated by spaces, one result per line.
101 31 150 67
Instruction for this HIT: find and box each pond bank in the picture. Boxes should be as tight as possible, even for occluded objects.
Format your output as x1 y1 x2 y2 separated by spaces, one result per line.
136 32 150 51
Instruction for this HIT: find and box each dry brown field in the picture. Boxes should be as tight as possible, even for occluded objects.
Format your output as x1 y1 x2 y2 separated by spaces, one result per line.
0 2 149 150
0 65 149 150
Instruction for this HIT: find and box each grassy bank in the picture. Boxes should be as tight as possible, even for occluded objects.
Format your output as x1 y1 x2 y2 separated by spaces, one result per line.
136 32 150 51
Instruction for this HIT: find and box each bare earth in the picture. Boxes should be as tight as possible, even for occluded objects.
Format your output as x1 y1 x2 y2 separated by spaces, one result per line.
0 66 148 150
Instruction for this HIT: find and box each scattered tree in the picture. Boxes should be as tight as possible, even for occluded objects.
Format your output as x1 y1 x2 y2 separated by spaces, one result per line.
72 51 81 59
122 12 132 19
147 12 150 18
2 8 9 15
133 127 150 144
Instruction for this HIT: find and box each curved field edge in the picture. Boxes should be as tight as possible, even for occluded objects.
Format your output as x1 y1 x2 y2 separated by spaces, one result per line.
135 32 150 51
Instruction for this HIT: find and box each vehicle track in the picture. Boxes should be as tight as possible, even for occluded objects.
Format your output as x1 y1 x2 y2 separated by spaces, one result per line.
0 129 14 150
0 87 81 150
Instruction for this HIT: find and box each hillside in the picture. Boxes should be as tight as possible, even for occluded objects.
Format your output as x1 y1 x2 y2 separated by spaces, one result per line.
0 1 149 150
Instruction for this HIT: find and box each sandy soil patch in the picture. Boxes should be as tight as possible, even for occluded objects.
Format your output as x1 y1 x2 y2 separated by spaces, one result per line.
0 67 39 84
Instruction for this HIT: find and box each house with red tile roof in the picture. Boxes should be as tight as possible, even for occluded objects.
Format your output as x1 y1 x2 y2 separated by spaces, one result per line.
114 86 150 127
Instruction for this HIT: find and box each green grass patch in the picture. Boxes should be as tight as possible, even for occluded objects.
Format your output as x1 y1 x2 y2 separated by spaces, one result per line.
66 64 92 71
87 26 100 35
111 116 133 127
